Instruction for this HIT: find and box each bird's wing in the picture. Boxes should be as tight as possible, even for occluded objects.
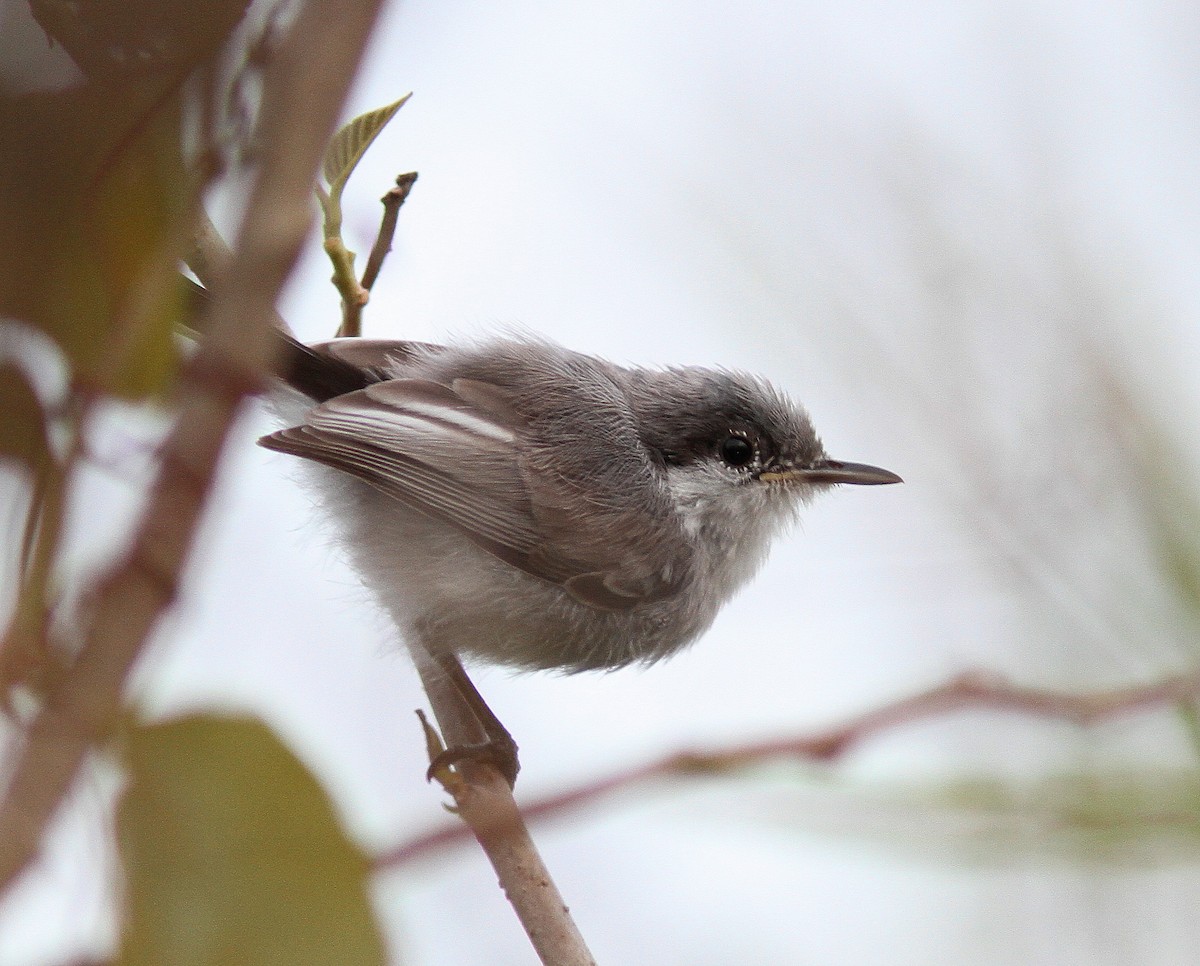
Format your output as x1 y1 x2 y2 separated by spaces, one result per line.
260 375 684 610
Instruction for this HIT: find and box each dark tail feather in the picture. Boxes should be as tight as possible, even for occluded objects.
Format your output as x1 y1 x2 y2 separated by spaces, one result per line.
273 330 379 401
182 275 378 402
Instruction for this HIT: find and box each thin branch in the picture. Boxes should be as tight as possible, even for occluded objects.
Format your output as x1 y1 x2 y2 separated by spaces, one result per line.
0 0 386 892
326 234 369 337
0 401 82 699
332 171 418 338
377 667 1200 869
414 652 597 966
359 172 417 293
187 209 293 338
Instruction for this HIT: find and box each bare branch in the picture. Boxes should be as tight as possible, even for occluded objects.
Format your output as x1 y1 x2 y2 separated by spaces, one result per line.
378 667 1200 869
414 653 597 966
0 403 77 700
0 0 387 892
359 172 417 293
330 170 418 338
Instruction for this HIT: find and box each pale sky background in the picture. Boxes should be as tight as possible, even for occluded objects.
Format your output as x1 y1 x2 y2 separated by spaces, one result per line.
4 0 1200 963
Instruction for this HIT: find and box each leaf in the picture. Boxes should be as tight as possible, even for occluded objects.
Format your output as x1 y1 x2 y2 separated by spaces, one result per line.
322 95 411 199
118 715 388 966
29 0 251 80
0 0 250 398
0 81 186 398
0 364 50 469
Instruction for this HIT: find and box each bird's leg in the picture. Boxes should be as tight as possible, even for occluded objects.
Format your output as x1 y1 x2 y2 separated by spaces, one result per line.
420 649 520 787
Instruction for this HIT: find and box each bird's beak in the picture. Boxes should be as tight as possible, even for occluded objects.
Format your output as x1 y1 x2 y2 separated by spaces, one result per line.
759 459 903 486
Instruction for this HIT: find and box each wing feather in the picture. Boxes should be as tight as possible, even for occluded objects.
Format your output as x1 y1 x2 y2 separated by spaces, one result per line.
262 362 686 610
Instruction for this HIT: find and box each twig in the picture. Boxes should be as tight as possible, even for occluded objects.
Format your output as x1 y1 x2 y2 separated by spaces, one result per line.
331 171 418 338
376 667 1200 869
0 0 387 892
0 399 81 699
326 233 369 337
359 172 417 293
414 652 597 966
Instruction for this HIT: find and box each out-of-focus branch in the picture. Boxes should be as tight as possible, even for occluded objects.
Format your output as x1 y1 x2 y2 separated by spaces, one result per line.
378 667 1200 869
0 399 80 702
187 210 233 290
0 0 386 891
187 209 292 337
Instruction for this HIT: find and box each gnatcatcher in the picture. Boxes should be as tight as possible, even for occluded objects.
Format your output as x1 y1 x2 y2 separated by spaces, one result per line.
261 332 900 782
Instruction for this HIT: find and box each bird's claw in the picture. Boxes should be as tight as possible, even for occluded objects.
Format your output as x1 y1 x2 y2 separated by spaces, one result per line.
426 733 520 788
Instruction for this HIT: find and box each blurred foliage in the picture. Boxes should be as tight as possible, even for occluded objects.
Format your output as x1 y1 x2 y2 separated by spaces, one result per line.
747 766 1200 868
0 0 250 398
28 0 250 80
0 3 404 962
118 714 388 966
1125 415 1200 646
0 0 436 945
933 768 1200 864
0 363 49 468
0 0 253 692
0 82 186 397
0 360 58 701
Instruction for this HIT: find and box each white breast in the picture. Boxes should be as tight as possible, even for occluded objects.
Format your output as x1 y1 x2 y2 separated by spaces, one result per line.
663 463 801 606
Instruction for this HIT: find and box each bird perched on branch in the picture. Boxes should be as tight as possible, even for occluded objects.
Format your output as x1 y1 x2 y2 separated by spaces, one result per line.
261 332 901 782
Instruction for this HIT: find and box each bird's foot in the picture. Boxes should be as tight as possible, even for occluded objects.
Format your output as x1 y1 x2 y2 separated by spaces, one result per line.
425 732 520 788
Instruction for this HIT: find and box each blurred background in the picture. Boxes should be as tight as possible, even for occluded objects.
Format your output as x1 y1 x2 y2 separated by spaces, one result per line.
5 0 1200 963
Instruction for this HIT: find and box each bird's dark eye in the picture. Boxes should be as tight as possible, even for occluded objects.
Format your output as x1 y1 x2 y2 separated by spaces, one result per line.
718 434 755 468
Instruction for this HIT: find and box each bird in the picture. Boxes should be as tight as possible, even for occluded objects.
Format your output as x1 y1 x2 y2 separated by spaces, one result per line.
260 331 901 782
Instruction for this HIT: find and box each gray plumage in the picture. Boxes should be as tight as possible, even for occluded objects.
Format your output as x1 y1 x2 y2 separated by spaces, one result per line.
261 334 899 673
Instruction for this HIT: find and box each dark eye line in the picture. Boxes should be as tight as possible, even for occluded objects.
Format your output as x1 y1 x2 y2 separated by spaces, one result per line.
657 427 768 469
